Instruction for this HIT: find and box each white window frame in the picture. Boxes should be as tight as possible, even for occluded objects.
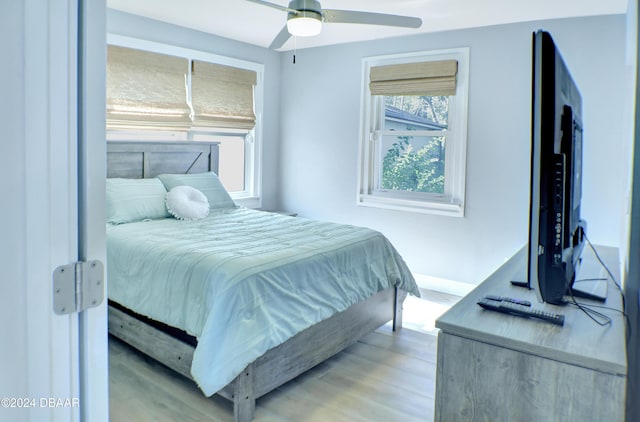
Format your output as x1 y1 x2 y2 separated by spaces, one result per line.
106 34 264 209
357 48 469 217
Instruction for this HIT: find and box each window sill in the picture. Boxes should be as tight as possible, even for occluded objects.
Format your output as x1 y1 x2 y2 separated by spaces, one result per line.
357 194 464 217
233 195 261 209
259 210 298 217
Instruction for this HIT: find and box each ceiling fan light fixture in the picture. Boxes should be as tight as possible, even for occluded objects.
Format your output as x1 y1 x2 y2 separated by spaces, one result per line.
287 11 322 37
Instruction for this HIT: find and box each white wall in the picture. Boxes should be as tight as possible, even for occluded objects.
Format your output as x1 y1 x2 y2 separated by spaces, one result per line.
107 10 283 211
277 15 632 286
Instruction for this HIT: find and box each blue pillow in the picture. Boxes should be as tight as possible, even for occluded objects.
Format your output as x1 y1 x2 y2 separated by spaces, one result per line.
106 178 170 224
156 172 236 210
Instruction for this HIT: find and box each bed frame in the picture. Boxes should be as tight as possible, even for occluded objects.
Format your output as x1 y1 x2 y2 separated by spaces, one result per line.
106 141 407 422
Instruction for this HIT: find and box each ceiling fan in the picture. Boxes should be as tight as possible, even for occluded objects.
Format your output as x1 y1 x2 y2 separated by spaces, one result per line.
246 0 422 49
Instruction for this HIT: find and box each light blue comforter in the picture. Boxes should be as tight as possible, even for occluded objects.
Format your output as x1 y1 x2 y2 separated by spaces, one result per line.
107 207 418 395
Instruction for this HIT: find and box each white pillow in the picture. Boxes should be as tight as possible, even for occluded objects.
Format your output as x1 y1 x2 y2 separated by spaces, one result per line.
165 186 210 221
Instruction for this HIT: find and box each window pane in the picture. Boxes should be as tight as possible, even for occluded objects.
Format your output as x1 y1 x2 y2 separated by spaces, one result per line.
217 136 245 193
379 135 445 194
381 95 448 195
192 134 246 192
384 95 449 129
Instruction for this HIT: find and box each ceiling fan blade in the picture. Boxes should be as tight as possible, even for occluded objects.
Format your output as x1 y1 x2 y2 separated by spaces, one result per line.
269 25 292 49
323 9 422 28
245 0 298 14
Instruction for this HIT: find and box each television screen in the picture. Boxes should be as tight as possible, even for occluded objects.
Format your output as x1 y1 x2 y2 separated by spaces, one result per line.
527 30 600 304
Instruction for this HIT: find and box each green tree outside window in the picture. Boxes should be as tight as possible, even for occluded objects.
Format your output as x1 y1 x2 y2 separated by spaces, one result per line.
381 95 448 194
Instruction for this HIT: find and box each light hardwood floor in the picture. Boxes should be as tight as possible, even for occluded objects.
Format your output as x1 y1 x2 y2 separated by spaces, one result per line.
109 289 459 422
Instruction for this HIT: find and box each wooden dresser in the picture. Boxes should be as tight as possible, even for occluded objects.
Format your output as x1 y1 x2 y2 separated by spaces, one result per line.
435 245 627 421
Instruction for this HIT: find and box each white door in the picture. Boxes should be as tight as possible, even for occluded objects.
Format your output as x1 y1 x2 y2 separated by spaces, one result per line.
0 1 107 421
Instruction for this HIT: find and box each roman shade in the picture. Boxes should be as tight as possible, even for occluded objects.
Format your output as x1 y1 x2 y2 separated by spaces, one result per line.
191 61 257 130
107 45 192 131
369 59 458 97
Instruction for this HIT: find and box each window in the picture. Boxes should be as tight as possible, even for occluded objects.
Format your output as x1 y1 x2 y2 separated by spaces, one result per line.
106 35 264 208
358 48 469 216
191 132 255 198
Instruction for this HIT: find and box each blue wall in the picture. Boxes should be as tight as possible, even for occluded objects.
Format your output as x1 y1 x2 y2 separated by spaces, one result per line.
108 10 633 288
277 14 632 286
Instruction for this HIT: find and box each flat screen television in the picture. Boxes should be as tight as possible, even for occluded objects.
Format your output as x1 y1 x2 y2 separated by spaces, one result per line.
526 30 606 305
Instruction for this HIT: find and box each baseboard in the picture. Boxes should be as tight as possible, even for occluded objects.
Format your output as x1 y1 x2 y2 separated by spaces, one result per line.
412 273 475 297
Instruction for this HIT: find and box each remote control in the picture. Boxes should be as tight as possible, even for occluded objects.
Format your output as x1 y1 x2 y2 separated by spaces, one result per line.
484 295 532 307
477 298 565 326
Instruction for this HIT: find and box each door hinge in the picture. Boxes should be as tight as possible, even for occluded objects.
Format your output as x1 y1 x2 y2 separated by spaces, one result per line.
53 260 104 315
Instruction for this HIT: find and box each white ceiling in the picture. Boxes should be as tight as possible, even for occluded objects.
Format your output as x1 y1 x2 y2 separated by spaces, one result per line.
107 0 628 51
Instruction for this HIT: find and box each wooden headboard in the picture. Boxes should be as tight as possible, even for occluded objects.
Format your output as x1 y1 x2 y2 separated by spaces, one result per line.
107 141 220 179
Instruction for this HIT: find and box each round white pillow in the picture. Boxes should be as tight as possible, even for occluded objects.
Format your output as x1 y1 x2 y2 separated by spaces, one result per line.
165 185 210 221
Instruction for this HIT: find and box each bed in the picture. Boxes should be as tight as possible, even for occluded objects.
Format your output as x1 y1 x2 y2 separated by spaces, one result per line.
106 141 419 422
